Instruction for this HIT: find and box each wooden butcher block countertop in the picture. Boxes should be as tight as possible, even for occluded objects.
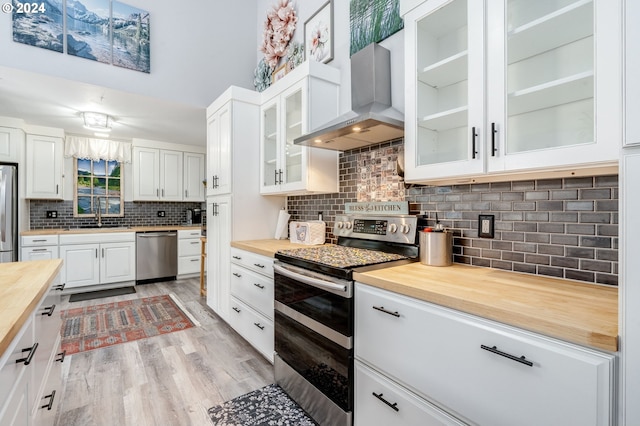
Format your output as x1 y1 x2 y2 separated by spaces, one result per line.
0 259 63 357
354 262 618 352
22 225 202 236
231 239 323 258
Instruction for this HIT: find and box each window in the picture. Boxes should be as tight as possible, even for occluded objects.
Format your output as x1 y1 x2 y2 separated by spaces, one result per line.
74 158 123 217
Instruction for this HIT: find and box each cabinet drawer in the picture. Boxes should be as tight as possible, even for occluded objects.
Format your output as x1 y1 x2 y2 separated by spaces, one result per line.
21 246 59 261
178 255 201 275
21 235 58 246
230 264 273 318
228 297 274 362
355 284 615 426
355 361 466 426
178 238 201 256
33 291 62 397
178 229 202 239
0 317 34 405
230 247 273 277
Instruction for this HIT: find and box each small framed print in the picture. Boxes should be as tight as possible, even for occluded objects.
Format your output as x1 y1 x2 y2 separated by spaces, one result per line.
272 63 287 84
304 0 334 63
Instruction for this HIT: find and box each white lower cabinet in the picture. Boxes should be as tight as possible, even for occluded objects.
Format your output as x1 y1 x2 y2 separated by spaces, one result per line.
227 247 274 362
21 235 59 262
59 233 136 289
355 361 465 426
0 271 64 426
355 283 616 426
178 229 203 276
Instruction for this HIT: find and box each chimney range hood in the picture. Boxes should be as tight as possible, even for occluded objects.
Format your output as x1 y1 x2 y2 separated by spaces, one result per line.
294 43 404 152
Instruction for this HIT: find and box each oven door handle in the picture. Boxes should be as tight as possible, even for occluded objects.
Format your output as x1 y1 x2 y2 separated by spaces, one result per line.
273 263 351 297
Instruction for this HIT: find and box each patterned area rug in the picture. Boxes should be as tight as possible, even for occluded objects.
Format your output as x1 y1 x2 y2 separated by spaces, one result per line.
208 384 317 426
60 294 197 355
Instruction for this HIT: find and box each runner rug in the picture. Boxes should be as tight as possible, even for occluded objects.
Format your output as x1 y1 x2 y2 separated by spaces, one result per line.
60 294 198 355
208 384 317 426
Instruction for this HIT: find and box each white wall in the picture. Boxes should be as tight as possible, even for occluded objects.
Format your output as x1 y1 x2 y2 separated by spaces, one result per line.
255 0 405 115
0 0 259 107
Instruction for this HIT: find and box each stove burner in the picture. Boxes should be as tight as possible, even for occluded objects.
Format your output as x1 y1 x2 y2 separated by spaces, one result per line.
278 244 407 269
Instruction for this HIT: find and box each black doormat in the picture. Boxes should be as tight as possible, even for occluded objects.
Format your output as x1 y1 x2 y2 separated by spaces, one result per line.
208 384 317 426
69 286 136 302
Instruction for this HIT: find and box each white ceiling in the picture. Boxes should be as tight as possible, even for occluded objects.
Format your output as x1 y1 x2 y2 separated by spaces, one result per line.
0 65 207 146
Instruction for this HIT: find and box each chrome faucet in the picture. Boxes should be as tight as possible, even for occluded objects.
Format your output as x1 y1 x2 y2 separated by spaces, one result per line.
95 197 103 227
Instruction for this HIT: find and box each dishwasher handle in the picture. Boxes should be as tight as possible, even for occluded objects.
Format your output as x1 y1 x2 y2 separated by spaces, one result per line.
137 233 177 237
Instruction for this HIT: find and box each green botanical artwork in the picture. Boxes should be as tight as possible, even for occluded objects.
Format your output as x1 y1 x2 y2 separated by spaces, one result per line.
350 0 404 56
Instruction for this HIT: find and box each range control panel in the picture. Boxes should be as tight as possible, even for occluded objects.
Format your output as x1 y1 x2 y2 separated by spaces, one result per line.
333 214 417 245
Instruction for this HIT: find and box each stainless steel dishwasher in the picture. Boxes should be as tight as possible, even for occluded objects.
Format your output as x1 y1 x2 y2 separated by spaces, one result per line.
136 231 178 282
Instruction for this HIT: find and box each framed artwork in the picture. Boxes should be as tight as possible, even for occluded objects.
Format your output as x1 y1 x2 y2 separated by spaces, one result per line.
112 1 151 73
66 0 111 63
350 0 404 56
272 63 287 84
12 0 64 53
304 0 333 64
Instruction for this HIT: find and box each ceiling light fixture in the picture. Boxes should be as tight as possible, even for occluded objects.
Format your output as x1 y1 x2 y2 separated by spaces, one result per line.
82 111 114 132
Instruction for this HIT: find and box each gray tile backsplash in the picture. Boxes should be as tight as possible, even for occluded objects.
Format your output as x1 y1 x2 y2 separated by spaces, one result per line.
29 200 203 229
287 140 618 286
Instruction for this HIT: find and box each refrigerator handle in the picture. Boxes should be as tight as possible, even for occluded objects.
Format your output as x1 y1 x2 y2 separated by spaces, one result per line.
0 173 5 243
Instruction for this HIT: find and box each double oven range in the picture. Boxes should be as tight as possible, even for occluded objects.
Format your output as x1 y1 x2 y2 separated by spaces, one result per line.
273 213 419 425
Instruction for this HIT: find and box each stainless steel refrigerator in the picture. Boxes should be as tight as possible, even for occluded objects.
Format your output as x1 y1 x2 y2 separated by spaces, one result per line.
0 164 18 263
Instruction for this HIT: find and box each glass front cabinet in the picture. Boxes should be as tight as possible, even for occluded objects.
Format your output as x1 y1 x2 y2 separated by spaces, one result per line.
401 0 621 184
260 61 341 195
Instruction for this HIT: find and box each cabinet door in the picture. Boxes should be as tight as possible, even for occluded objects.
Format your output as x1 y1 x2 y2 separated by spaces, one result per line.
0 370 29 426
25 135 63 199
60 244 100 288
625 0 640 146
0 127 20 163
206 195 231 319
487 0 620 171
260 98 280 193
207 103 232 196
280 82 306 191
132 147 160 200
183 152 205 201
159 150 183 201
100 241 136 284
21 246 58 261
404 0 485 182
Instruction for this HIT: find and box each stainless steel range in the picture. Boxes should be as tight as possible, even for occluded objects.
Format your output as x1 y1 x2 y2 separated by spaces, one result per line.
273 213 419 425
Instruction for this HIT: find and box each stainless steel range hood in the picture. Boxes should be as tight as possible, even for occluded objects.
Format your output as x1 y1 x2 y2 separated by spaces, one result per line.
294 43 404 151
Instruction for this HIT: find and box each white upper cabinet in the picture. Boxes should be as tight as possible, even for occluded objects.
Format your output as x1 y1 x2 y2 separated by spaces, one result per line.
259 61 340 196
25 134 64 200
207 101 232 196
624 0 639 147
183 152 206 201
0 127 21 163
132 147 184 201
403 0 622 184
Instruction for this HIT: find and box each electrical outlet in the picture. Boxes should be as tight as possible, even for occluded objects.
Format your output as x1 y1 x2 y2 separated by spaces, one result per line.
478 214 495 238
157 211 165 217
46 210 58 218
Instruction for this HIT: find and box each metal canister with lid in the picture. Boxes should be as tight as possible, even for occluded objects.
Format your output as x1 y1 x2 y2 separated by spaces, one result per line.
419 227 453 266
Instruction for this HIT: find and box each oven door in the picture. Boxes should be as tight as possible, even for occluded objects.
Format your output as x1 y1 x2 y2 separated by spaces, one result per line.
273 261 354 412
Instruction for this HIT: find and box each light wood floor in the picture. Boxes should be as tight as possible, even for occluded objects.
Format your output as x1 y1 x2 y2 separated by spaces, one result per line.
53 278 274 426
